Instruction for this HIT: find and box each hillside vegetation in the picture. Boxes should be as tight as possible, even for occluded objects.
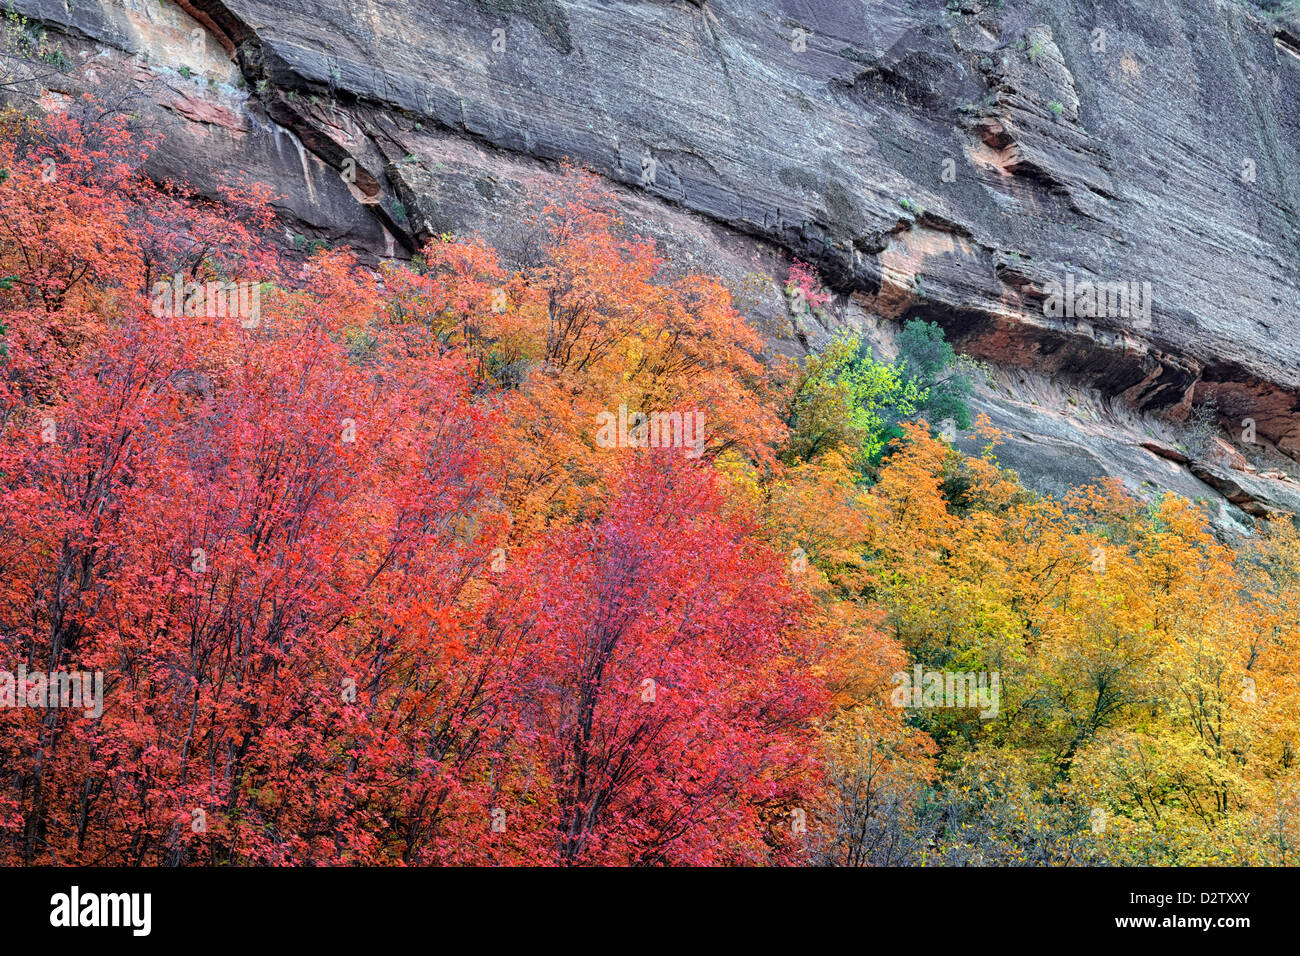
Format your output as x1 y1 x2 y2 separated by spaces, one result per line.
0 106 1297 865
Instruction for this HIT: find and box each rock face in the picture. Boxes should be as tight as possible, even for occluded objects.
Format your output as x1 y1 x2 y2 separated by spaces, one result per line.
9 0 1300 530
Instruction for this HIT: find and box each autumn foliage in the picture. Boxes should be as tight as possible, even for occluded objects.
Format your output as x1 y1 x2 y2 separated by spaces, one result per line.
0 102 1297 866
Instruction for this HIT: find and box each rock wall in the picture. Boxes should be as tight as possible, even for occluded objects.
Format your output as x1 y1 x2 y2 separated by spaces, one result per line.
9 0 1300 529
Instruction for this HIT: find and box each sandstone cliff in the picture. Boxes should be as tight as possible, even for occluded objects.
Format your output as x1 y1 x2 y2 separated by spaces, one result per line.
9 0 1300 528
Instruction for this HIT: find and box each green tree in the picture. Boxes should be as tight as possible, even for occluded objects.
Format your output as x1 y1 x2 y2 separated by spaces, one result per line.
784 332 925 471
895 318 977 432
